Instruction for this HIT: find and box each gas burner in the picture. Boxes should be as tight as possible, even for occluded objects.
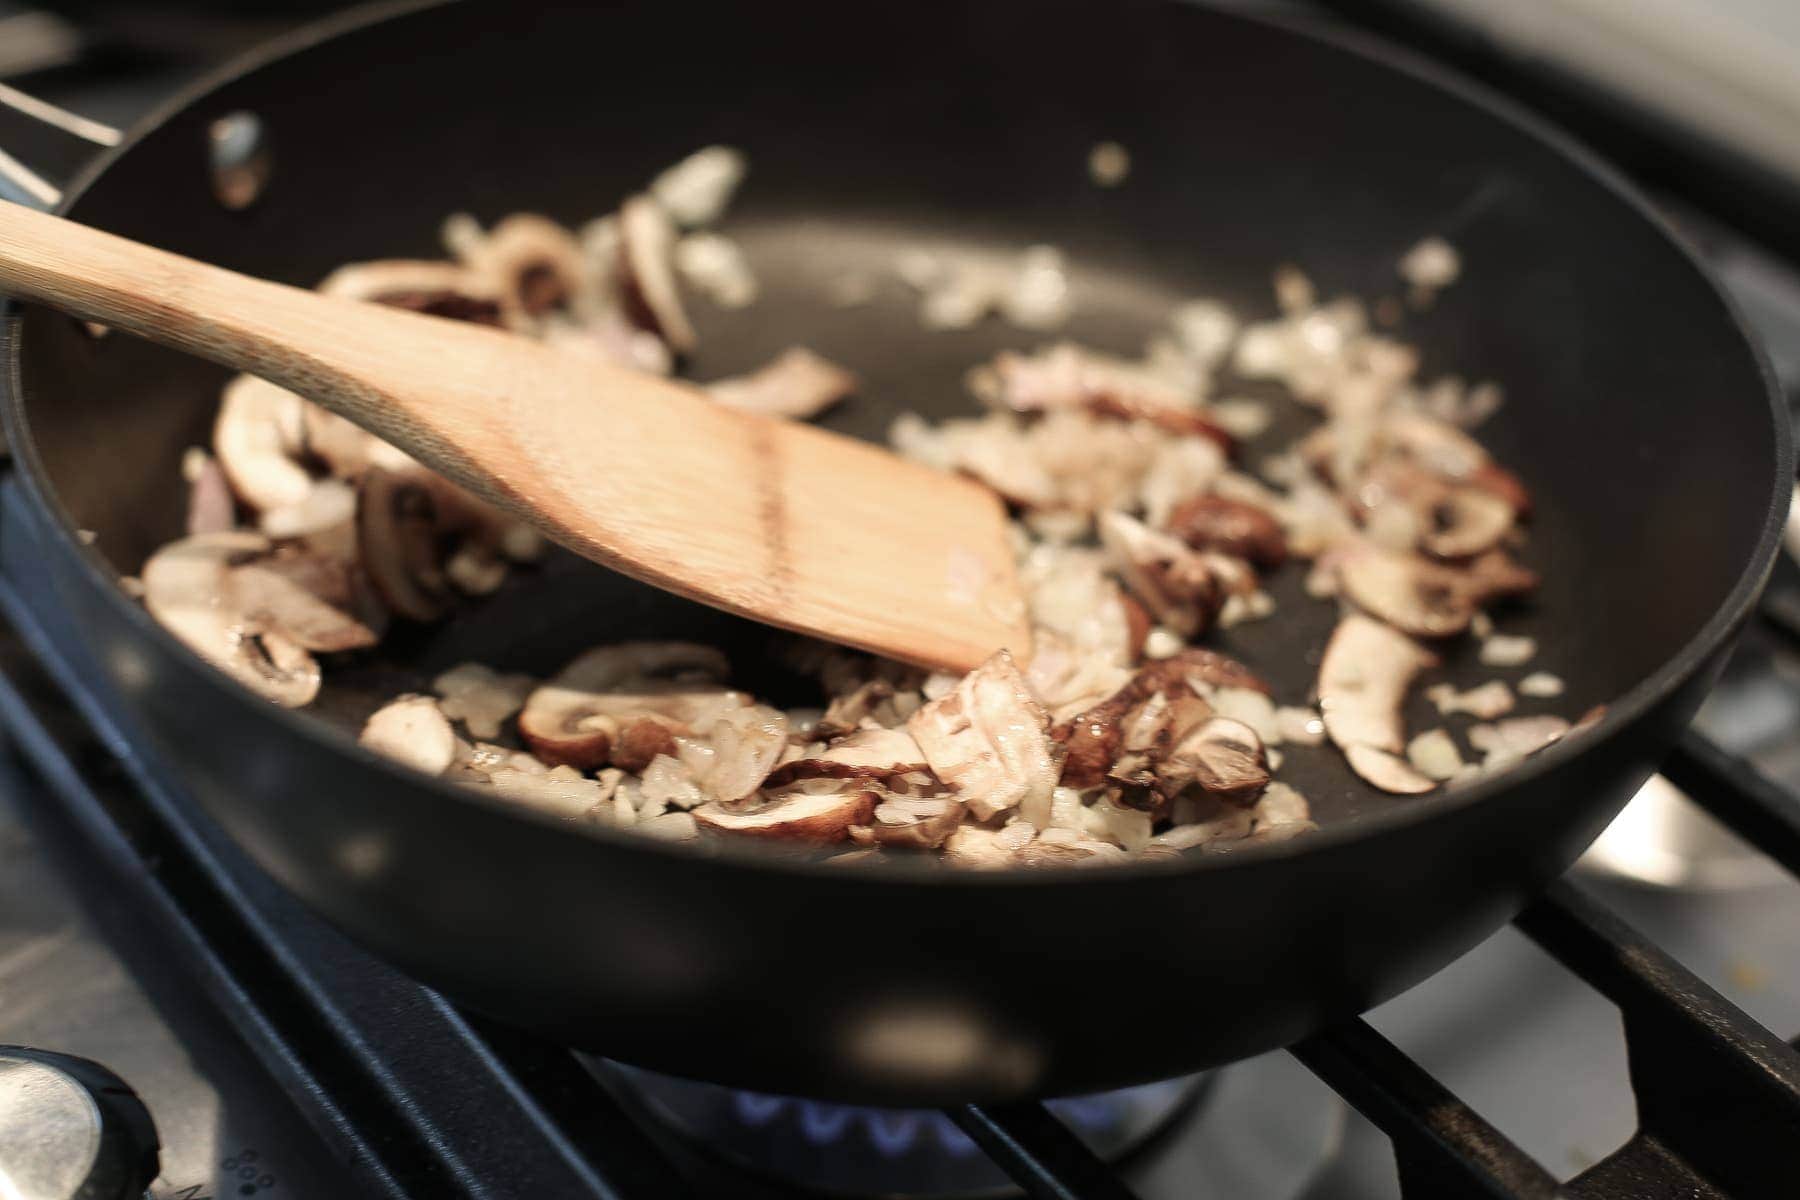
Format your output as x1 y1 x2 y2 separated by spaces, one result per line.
602 1053 1343 1198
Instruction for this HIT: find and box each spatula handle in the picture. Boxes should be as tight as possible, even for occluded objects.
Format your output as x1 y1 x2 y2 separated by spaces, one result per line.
0 200 448 446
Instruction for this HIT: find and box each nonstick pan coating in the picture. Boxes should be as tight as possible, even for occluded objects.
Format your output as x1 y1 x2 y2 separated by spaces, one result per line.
2 0 1788 1102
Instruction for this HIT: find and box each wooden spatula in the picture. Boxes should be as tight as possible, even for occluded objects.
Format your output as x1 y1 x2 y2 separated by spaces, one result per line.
0 203 1030 673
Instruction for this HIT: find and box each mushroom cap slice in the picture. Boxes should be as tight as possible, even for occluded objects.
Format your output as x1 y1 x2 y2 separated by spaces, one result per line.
213 374 312 513
360 694 457 776
1344 744 1437 795
1166 494 1288 567
355 467 453 622
450 215 591 323
906 650 1058 821
1337 542 1479 638
226 549 382 653
764 727 929 787
1318 612 1439 755
517 642 743 771
849 793 964 849
693 784 877 842
317 259 508 326
1420 486 1514 560
142 531 322 707
1164 716 1270 803
619 194 697 354
1098 511 1226 639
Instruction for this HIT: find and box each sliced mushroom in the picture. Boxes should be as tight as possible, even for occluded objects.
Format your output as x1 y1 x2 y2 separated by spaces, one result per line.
356 467 453 622
1165 494 1287 567
1161 716 1270 803
1051 648 1263 790
1344 744 1437 795
360 694 457 775
1318 612 1439 763
849 792 964 849
141 532 321 707
765 727 930 787
618 194 697 354
453 215 590 323
1099 512 1225 639
213 374 312 513
705 347 857 420
226 548 383 652
317 259 507 326
693 782 876 842
906 649 1058 821
517 643 742 770
431 662 536 739
1336 541 1484 638
1420 486 1514 559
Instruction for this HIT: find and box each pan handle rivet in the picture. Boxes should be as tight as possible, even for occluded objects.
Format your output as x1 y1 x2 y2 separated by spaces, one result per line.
208 112 270 210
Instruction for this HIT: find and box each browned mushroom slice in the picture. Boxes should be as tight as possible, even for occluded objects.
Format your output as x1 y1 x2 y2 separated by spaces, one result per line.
359 694 457 775
1051 647 1263 789
1336 541 1480 638
213 374 312 513
765 727 930 787
1420 486 1514 559
906 650 1058 821
1165 494 1287 567
1098 512 1225 639
317 259 507 326
226 549 382 652
355 467 453 622
618 194 697 354
705 347 858 420
1463 550 1540 603
141 532 322 707
1319 612 1439 758
1160 716 1270 803
457 215 589 321
848 792 964 849
518 643 742 770
693 783 877 842
183 450 236 535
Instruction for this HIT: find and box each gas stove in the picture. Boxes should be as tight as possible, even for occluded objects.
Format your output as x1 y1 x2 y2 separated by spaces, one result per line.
2 3 1800 1198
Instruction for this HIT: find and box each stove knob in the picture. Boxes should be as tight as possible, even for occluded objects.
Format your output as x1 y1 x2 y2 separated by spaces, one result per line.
0 1046 159 1200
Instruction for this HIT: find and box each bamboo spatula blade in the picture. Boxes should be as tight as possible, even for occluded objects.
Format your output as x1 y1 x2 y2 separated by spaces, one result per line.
0 202 1031 672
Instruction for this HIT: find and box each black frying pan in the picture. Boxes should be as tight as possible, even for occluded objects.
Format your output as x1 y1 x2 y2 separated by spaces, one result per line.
0 0 1788 1105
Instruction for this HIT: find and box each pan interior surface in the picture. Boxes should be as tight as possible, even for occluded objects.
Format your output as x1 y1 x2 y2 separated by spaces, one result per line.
16 0 1776 842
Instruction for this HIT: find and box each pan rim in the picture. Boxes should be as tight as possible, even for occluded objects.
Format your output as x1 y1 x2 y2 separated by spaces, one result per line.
1 0 1789 888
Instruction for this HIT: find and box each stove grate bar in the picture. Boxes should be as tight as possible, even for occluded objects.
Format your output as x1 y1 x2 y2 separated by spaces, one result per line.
1661 731 1800 881
1291 1019 1565 1200
1518 881 1800 1199
948 1102 1147 1200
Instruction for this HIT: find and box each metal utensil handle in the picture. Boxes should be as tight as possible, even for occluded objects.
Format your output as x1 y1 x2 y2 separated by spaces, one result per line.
0 82 120 210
